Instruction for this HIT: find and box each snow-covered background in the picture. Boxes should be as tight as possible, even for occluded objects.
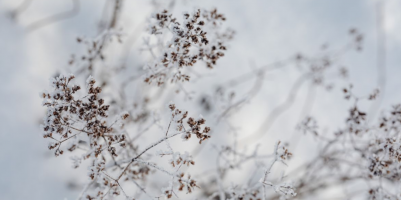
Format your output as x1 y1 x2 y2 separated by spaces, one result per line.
0 0 401 199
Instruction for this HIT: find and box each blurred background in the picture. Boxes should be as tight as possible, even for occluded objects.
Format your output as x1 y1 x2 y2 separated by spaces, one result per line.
0 0 401 199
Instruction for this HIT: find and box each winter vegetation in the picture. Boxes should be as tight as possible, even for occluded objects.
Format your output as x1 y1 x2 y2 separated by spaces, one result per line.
1 0 401 200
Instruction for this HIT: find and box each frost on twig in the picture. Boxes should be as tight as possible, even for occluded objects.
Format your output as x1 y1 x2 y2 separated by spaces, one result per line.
260 141 296 199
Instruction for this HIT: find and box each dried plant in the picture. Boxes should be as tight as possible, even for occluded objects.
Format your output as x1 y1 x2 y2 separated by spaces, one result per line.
32 1 401 200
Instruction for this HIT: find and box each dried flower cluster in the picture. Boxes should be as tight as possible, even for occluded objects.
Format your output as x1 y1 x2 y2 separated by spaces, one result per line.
167 103 211 143
143 9 233 85
41 74 127 157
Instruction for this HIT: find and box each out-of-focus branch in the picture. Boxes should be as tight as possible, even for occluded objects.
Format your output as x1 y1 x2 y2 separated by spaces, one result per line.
8 0 33 20
26 0 80 32
368 0 387 121
108 0 122 29
290 83 317 150
240 73 311 145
